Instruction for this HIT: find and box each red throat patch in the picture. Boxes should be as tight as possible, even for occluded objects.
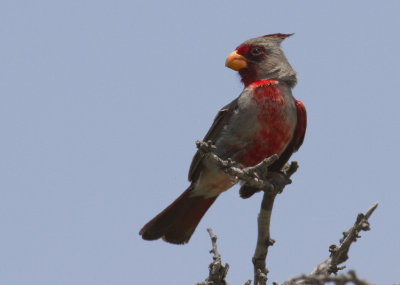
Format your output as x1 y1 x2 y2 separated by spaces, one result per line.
247 79 278 89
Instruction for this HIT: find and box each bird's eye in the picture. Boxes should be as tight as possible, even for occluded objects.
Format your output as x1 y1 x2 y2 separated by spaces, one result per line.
250 47 262 56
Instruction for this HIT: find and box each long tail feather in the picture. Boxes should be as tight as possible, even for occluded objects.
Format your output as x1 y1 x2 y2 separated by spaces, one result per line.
139 186 217 244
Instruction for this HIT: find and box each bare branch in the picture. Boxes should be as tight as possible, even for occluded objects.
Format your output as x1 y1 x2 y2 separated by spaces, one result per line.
285 270 373 285
310 202 378 276
196 140 282 191
196 140 298 285
284 203 379 285
195 140 382 285
196 228 229 285
253 162 298 285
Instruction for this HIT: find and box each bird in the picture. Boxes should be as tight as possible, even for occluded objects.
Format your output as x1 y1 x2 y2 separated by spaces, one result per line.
139 33 307 244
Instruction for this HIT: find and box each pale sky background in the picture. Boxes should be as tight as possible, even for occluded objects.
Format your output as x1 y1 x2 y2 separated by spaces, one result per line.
1 1 400 284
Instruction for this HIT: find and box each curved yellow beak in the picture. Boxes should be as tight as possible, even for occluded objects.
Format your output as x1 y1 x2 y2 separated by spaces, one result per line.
225 50 247 71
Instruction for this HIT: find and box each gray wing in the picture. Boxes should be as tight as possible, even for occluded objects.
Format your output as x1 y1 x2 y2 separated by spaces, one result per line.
188 99 238 182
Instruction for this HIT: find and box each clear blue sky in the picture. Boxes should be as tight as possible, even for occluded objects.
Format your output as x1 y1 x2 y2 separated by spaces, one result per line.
1 0 399 284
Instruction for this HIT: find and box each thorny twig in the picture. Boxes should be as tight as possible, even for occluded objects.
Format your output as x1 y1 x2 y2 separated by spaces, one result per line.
310 202 378 276
196 228 229 285
284 203 378 285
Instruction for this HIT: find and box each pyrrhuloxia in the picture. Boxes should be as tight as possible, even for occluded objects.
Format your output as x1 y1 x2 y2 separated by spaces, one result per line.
140 33 307 244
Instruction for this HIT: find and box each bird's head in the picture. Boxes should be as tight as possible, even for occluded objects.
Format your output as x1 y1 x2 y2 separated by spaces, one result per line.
225 33 297 87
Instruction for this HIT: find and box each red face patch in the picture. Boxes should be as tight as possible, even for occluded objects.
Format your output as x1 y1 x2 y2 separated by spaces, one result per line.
235 45 267 87
236 44 252 55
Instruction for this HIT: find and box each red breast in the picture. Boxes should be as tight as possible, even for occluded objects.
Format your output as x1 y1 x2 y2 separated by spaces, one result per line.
239 80 296 167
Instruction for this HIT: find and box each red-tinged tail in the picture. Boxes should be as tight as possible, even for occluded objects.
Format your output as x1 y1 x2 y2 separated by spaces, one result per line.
139 186 217 244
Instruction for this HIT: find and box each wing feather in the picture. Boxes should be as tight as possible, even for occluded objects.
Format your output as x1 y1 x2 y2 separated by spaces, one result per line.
188 99 238 182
